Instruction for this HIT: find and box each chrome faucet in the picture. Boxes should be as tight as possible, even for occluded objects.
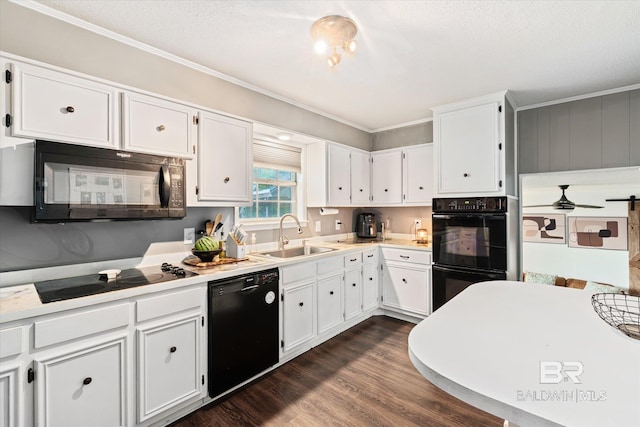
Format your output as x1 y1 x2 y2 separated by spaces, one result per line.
278 214 303 250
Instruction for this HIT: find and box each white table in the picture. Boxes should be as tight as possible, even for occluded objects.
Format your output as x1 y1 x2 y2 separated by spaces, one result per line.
408 281 640 427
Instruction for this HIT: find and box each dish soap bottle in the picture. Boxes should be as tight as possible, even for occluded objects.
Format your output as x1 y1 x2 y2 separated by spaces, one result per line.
250 233 257 253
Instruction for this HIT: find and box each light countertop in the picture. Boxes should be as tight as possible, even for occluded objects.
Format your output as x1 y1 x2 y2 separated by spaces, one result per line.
0 237 430 323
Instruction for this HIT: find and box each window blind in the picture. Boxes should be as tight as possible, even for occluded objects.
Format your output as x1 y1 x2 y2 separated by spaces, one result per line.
253 140 302 172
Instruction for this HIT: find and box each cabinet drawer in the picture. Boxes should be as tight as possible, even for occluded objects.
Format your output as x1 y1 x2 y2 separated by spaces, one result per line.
136 287 203 323
317 256 343 276
11 62 118 147
282 262 315 284
362 249 377 264
34 303 130 348
0 326 23 358
381 247 431 265
343 253 362 268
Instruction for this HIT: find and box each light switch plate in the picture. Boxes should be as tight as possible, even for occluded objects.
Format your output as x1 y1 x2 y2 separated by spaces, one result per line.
183 227 195 244
335 220 342 231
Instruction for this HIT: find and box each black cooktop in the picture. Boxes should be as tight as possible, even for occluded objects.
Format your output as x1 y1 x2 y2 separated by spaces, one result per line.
34 263 198 304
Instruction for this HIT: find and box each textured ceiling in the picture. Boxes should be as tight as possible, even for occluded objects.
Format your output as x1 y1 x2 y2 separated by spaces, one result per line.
31 0 640 131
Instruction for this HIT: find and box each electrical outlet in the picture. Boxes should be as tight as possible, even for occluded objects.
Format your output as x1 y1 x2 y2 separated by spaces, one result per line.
183 227 195 244
315 220 321 232
414 219 422 228
335 219 342 231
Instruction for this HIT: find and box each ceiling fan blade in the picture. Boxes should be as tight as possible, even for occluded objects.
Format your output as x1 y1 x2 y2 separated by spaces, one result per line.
574 204 604 209
522 204 553 208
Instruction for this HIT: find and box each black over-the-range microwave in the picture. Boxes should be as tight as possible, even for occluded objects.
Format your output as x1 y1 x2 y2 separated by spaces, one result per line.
34 140 186 222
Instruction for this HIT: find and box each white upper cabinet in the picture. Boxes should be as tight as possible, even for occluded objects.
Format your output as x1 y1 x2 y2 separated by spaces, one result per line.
350 149 371 205
371 149 403 204
433 91 515 197
306 141 371 207
327 144 351 206
122 92 196 158
194 111 252 205
403 144 433 205
9 62 119 148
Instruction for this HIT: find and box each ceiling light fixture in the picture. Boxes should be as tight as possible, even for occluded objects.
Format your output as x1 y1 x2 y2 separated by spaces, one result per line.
311 15 357 68
276 132 292 141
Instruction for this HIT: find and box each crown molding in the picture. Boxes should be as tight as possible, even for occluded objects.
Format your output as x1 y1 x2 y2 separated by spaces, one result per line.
517 83 640 112
371 117 433 133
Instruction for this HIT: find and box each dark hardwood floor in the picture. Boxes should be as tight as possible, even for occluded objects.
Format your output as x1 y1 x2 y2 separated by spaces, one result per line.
171 316 503 427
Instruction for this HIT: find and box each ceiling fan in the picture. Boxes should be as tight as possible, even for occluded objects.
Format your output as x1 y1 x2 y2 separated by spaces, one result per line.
524 185 604 210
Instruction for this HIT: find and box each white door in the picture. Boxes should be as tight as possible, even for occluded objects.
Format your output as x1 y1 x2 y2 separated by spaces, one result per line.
382 263 430 316
122 92 195 157
317 274 344 335
344 268 363 320
282 281 315 353
10 62 118 148
137 314 202 422
350 150 371 205
404 145 434 204
371 150 402 204
327 144 351 206
34 338 127 427
197 111 252 203
362 262 379 311
436 102 500 194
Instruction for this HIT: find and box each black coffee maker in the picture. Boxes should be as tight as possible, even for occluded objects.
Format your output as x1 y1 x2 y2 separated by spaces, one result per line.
356 213 378 238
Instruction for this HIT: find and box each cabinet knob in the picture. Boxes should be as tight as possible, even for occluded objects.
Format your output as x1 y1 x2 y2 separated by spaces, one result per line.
170 346 177 353
384 189 388 192
463 173 469 177
369 277 373 281
352 283 356 287
65 106 75 113
83 377 92 385
359 189 363 192
330 291 334 295
299 302 304 307
157 125 166 131
224 177 230 183
419 186 424 190
338 186 342 190
402 278 407 283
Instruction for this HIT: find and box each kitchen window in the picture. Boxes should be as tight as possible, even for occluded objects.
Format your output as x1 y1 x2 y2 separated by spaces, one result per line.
236 139 305 230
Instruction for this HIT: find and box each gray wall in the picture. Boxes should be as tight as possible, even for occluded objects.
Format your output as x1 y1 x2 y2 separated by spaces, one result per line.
518 89 640 173
0 1 370 150
0 206 233 272
371 122 433 151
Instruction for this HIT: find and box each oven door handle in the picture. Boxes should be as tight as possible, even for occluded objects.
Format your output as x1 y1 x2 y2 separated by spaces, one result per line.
159 165 171 208
433 264 506 278
432 214 506 220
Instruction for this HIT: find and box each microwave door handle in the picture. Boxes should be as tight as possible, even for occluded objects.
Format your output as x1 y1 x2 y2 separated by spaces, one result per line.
159 165 170 208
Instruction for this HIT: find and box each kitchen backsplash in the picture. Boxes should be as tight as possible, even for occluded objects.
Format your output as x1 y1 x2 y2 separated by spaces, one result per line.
0 206 233 272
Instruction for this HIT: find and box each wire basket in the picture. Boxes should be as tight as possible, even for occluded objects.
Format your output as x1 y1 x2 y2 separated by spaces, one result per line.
591 293 640 340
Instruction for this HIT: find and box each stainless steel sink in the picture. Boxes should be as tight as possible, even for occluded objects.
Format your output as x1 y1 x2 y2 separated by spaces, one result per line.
259 246 336 258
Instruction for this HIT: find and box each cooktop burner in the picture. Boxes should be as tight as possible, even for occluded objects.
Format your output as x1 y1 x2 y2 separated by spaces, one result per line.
34 263 198 304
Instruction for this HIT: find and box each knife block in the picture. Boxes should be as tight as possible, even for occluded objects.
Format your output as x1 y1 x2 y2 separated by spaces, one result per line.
226 235 247 259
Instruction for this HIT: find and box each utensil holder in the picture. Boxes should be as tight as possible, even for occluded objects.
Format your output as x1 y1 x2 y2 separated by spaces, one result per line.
226 235 247 258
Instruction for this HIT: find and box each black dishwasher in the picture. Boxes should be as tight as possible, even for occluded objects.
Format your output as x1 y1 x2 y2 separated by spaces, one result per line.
208 268 279 397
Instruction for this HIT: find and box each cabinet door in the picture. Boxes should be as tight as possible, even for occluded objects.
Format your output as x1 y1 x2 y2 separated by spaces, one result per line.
282 281 315 353
350 150 370 205
317 274 344 335
436 102 501 195
362 262 379 311
327 144 351 206
197 111 252 203
344 269 363 321
122 92 195 158
34 337 127 427
403 145 434 204
371 150 402 204
137 313 202 422
10 62 118 148
0 363 22 427
382 263 431 316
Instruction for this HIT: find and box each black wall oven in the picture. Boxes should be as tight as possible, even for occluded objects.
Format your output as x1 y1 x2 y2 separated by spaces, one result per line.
432 197 512 311
34 140 186 222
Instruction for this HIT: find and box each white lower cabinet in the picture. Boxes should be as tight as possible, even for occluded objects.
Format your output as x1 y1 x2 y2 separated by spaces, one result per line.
0 362 22 427
34 336 128 427
282 281 315 354
381 248 432 317
362 262 379 311
317 274 344 335
344 268 363 321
